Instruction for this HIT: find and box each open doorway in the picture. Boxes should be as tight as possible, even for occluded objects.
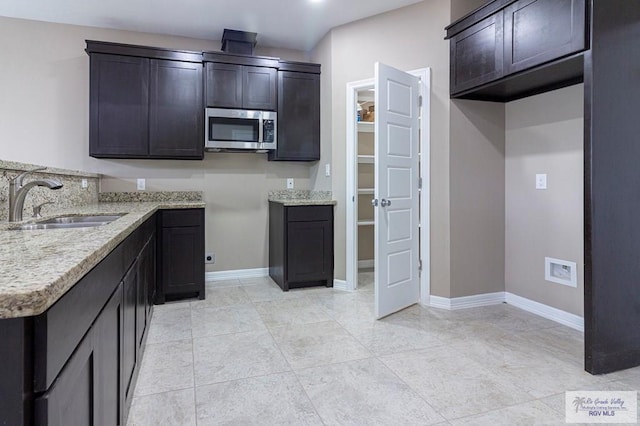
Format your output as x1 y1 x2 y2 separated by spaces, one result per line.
346 66 432 316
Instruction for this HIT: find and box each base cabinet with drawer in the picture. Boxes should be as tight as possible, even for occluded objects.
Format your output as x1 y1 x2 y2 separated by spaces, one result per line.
156 208 205 302
268 202 334 291
0 215 156 426
0 209 200 425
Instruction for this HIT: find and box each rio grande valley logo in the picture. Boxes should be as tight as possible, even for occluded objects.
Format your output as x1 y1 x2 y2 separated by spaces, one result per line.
566 391 637 423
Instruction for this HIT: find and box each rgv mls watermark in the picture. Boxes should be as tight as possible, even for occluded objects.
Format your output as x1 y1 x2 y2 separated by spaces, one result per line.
566 391 637 423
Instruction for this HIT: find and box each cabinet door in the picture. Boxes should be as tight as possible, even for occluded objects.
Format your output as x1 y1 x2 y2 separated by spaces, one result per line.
122 264 138 411
35 328 97 426
90 54 149 157
242 66 277 110
504 0 586 75
94 283 124 426
270 71 320 161
450 13 504 94
161 226 205 295
205 62 243 108
149 60 203 159
287 219 333 283
145 233 156 318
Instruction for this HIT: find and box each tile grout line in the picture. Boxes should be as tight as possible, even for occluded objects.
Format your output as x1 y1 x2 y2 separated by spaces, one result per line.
242 279 328 425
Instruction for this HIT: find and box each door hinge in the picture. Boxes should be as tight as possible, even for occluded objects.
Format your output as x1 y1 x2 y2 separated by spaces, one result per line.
419 258 423 271
418 95 423 108
418 177 422 190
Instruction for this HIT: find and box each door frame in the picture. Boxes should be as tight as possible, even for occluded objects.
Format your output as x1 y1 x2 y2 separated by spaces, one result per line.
345 67 431 305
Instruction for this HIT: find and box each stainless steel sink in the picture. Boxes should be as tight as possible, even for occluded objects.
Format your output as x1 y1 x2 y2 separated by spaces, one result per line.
11 214 124 230
39 215 123 224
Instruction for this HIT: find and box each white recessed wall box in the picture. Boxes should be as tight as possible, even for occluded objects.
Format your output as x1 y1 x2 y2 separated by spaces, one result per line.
545 257 577 287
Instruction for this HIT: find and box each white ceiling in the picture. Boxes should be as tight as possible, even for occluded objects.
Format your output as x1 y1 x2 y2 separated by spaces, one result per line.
0 0 424 52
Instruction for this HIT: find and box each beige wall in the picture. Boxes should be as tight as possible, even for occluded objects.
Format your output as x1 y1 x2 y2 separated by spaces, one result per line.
0 16 311 272
450 0 489 21
309 31 333 192
312 1 453 292
505 84 584 316
449 100 505 297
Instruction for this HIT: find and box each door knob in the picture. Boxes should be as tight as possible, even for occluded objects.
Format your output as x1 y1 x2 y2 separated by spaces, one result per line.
380 199 391 207
371 199 379 207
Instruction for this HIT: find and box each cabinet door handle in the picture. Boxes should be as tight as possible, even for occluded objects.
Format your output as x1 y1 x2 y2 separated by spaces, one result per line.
380 199 391 207
371 199 379 207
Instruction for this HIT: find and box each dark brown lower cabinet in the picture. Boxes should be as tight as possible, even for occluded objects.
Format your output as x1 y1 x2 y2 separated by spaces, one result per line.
121 261 138 414
35 282 123 426
157 208 205 302
35 322 96 426
0 214 158 425
269 202 334 291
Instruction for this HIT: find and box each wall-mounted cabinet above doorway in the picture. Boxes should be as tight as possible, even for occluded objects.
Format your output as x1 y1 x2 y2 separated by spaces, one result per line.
446 0 588 102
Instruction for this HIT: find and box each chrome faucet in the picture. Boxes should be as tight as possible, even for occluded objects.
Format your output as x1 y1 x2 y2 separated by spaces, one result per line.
8 167 63 222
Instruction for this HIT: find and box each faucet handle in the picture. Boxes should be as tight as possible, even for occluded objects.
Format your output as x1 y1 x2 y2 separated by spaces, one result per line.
32 201 54 218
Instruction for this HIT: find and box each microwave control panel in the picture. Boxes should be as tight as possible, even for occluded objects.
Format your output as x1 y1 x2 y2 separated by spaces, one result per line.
264 120 275 143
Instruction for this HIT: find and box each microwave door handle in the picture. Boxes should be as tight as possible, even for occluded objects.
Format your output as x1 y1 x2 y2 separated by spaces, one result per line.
258 112 264 143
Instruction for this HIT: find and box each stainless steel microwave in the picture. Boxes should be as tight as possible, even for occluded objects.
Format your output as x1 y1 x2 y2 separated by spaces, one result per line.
205 108 277 152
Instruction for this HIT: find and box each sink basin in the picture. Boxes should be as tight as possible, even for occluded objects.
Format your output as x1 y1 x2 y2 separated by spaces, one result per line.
39 215 124 224
15 222 110 230
11 214 124 231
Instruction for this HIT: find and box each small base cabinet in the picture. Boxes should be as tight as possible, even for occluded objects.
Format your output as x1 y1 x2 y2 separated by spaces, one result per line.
156 208 205 302
269 202 334 291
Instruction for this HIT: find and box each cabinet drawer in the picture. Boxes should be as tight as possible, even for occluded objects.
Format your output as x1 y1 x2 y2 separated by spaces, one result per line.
286 205 332 222
161 209 204 228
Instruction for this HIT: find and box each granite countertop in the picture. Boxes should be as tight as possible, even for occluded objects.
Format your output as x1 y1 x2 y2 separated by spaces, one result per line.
0 200 205 319
268 190 336 206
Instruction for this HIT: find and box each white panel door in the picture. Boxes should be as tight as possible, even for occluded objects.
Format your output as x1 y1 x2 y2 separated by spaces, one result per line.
374 62 420 319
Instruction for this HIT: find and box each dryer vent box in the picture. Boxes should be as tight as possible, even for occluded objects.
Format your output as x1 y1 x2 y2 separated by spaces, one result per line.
545 257 577 287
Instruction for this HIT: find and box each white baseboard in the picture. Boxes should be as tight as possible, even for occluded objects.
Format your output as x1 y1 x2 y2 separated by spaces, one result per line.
428 291 584 331
333 279 349 291
430 292 505 310
358 259 374 269
505 292 584 332
205 267 268 282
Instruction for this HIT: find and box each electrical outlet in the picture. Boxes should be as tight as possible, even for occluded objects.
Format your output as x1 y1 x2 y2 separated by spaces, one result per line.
287 178 294 189
137 178 146 191
205 253 215 264
325 163 331 177
81 179 88 189
535 174 547 190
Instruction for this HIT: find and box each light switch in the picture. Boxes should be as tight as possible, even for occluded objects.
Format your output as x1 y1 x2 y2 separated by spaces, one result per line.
535 174 547 190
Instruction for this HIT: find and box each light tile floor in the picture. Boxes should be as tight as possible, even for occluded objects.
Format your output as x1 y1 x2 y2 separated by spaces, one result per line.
128 274 640 425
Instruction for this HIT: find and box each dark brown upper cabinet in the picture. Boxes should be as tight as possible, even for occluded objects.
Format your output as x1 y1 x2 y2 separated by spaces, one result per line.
149 60 203 158
503 0 586 75
89 54 149 157
450 13 504 95
86 41 204 160
269 61 321 162
446 0 588 102
204 55 277 110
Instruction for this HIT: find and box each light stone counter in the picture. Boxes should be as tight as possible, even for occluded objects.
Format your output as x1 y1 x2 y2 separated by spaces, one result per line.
0 200 205 319
268 190 336 206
